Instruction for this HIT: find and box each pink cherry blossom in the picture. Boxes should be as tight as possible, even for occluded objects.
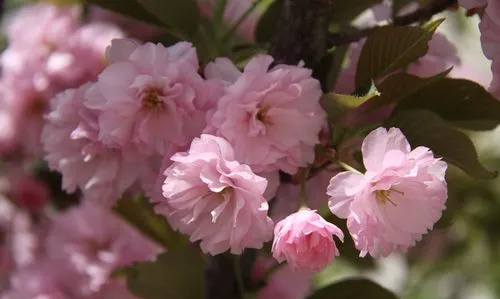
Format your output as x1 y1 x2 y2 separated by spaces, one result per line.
6 3 80 48
477 6 500 98
487 0 500 25
0 192 47 271
479 14 500 60
2 3 81 95
272 209 344 272
160 134 274 255
327 127 448 258
55 22 125 87
10 175 49 212
86 39 215 156
0 3 124 155
206 55 325 174
0 73 48 155
1 261 71 299
45 201 162 294
42 83 145 205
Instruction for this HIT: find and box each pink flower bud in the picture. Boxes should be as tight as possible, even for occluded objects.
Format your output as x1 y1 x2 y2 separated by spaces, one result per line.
272 209 344 272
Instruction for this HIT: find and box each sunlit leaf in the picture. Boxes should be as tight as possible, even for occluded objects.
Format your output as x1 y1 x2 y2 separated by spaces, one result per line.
355 19 444 89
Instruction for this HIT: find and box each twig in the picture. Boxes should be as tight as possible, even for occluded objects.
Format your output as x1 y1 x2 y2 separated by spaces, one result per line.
328 0 458 47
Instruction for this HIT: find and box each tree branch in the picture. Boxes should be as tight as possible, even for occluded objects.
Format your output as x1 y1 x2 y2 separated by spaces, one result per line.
328 0 458 47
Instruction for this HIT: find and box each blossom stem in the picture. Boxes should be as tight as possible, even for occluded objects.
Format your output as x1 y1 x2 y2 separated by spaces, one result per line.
338 161 363 175
299 168 310 208
262 261 285 281
233 255 246 297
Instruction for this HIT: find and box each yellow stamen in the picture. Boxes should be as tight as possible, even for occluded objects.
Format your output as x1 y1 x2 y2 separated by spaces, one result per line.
142 90 164 111
374 188 404 207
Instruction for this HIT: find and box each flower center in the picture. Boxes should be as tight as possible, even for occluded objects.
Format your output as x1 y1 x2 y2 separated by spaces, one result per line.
29 98 47 116
374 188 404 206
218 187 233 200
256 106 272 124
141 90 164 111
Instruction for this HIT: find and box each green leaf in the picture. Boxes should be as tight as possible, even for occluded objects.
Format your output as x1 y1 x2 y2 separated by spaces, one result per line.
137 0 200 38
321 93 349 123
255 0 283 43
385 110 498 179
355 19 444 89
394 78 500 130
114 196 181 248
377 70 450 104
331 0 384 25
126 246 206 299
335 93 377 108
306 278 398 299
83 0 163 26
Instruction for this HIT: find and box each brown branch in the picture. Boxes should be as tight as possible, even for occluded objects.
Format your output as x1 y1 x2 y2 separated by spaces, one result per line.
328 0 458 47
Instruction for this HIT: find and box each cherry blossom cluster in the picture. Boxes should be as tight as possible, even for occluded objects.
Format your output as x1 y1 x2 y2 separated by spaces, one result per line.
0 3 125 156
40 34 449 273
0 199 161 299
0 2 454 298
458 0 500 97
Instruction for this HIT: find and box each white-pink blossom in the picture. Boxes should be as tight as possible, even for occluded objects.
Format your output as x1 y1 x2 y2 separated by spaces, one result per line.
206 55 325 174
272 209 344 272
327 127 448 258
160 134 274 255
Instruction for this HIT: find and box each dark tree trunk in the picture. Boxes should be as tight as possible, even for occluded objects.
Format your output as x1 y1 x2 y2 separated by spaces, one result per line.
269 0 335 68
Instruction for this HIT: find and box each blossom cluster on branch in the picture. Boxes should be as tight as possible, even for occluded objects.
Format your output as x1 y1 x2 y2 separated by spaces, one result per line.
0 0 497 299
